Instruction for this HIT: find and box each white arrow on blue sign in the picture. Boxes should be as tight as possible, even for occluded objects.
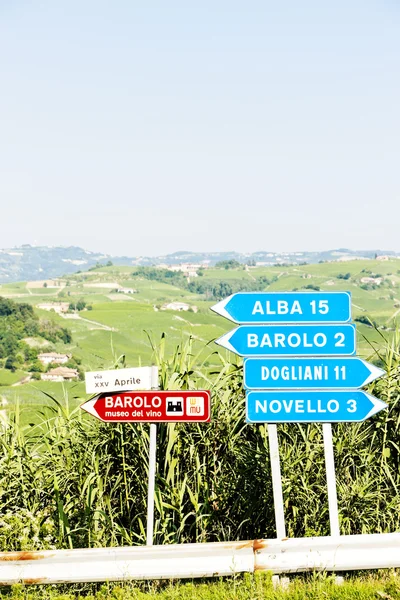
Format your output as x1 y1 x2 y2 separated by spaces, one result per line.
243 357 385 390
211 292 351 324
246 390 387 423
215 324 356 357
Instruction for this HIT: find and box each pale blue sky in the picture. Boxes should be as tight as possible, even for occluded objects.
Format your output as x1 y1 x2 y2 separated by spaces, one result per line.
1 1 399 256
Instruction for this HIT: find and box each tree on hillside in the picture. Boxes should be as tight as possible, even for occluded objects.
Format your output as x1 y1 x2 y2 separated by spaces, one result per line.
69 299 86 312
131 267 187 286
30 360 44 373
212 281 234 299
23 345 38 361
4 356 17 371
355 315 376 327
215 259 241 269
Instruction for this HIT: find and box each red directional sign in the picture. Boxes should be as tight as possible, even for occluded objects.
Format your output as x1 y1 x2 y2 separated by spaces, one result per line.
81 390 211 423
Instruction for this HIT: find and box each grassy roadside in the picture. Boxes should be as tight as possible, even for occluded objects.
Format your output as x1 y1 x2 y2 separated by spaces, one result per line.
3 571 400 599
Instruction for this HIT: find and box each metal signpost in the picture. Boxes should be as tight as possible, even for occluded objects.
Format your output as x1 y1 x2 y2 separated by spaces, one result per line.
85 366 161 546
212 291 387 539
323 422 340 536
83 366 210 546
147 366 159 547
268 423 286 538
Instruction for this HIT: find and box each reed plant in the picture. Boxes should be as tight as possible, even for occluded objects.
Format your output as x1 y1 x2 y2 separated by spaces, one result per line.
0 332 399 550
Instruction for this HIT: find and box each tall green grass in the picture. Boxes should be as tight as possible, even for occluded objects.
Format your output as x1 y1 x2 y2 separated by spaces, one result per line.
4 572 400 600
0 333 399 551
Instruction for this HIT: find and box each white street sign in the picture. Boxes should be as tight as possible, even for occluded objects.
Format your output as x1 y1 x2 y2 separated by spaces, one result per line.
85 366 154 394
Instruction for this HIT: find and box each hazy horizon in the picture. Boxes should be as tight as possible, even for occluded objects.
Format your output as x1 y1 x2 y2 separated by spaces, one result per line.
1 242 399 258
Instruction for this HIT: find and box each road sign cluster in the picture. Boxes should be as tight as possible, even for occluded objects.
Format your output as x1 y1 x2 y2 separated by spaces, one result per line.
79 290 387 544
212 291 387 424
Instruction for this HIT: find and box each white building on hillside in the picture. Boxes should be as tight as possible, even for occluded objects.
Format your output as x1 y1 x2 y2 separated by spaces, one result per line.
41 367 79 381
38 352 71 365
167 264 203 277
162 302 198 312
360 277 382 285
37 302 69 314
116 288 137 294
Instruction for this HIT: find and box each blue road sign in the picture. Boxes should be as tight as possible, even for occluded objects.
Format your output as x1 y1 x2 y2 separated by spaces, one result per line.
243 357 385 390
246 390 387 423
215 324 356 357
211 292 351 324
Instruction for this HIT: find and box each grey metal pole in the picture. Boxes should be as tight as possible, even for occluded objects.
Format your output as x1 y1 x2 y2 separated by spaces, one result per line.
268 424 286 539
146 366 159 546
323 423 340 537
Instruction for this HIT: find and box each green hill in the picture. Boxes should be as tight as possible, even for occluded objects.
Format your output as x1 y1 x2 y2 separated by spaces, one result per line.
1 244 398 283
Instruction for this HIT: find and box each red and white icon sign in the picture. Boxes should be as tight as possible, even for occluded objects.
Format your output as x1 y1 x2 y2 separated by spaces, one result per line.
81 390 211 423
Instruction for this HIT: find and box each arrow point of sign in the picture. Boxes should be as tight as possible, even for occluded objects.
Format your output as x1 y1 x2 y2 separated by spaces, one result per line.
363 393 388 421
81 398 101 420
211 295 235 322
362 361 386 386
215 329 237 353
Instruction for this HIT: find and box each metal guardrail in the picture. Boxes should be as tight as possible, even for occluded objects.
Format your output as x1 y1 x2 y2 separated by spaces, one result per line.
0 541 256 585
1 533 400 585
257 532 400 573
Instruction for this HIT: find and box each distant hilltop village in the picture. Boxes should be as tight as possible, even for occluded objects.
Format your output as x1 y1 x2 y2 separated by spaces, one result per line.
0 245 399 283
153 253 397 273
